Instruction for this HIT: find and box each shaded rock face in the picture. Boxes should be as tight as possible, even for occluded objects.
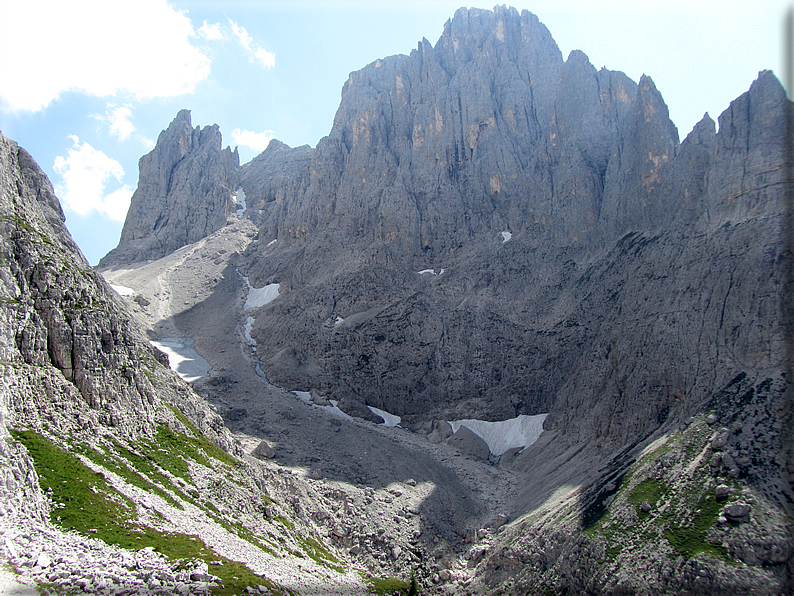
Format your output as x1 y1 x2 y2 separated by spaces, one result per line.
100 109 240 267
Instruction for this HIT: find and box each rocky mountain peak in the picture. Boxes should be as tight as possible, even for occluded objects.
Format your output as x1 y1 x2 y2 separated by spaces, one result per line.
99 110 240 268
436 6 561 71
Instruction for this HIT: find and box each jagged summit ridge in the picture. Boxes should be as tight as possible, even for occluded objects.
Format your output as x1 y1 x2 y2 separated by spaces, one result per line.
100 8 791 435
99 109 240 267
246 4 685 268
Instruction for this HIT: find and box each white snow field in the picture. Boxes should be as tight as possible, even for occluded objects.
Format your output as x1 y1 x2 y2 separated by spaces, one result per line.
368 406 401 427
149 337 211 382
241 273 280 311
417 268 445 275
449 414 547 456
245 283 280 310
501 231 512 243
110 284 135 296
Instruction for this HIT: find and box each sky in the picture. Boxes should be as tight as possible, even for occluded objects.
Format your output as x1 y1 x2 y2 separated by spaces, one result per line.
0 0 790 265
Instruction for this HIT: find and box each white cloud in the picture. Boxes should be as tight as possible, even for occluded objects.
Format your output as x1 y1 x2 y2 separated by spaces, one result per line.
198 20 223 40
93 104 135 141
254 47 277 69
0 0 211 112
229 19 276 69
108 106 135 141
232 128 277 152
93 105 155 147
229 20 254 51
53 136 133 221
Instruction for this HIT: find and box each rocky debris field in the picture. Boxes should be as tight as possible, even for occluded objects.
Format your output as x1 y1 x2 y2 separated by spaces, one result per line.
2 520 226 596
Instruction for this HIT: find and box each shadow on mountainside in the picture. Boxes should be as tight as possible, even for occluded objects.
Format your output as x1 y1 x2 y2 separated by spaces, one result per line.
173 261 486 541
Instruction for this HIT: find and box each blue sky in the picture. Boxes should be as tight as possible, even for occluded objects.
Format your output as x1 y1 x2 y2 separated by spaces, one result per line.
0 0 789 265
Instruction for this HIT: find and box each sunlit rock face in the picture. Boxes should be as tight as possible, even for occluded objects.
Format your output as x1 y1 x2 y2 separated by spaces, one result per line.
100 109 240 268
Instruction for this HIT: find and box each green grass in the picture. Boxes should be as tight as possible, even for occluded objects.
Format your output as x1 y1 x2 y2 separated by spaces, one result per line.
583 510 624 561
10 429 137 537
628 478 666 514
274 515 294 530
79 443 182 509
364 576 415 595
11 429 288 595
297 535 345 573
166 405 240 468
663 491 729 560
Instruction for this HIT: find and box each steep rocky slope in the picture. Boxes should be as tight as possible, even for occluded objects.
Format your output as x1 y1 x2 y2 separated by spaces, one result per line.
0 132 384 594
99 109 240 267
94 4 792 594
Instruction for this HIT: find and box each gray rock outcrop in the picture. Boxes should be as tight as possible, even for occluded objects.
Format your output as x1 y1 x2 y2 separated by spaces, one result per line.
446 426 490 461
0 131 373 595
0 128 237 457
99 109 240 267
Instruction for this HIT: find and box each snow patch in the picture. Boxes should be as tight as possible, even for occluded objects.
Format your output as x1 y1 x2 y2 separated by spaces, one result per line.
239 272 280 310
245 283 280 310
110 284 134 296
243 316 256 346
417 268 445 276
449 414 547 456
234 187 247 218
368 406 401 427
267 239 277 247
334 316 344 326
501 231 512 243
150 337 210 383
293 391 353 421
174 244 193 252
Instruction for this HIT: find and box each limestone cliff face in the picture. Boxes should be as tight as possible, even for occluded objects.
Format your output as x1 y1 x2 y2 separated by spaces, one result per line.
100 109 240 267
103 8 789 452
246 7 683 265
233 7 790 448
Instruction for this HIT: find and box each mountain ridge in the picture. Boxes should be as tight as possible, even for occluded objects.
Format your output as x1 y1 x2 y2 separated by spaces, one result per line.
12 4 793 593
99 5 791 454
